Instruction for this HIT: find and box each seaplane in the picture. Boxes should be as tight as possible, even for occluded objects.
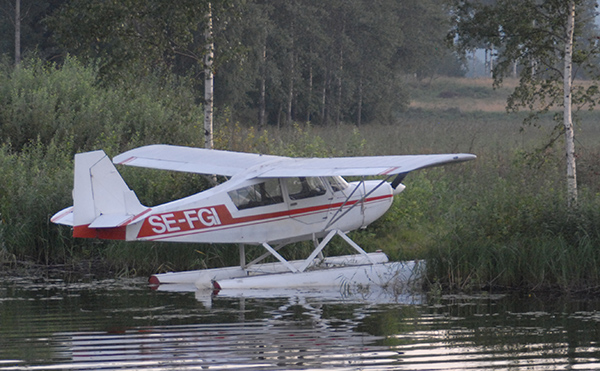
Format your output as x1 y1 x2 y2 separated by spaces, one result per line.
51 144 475 292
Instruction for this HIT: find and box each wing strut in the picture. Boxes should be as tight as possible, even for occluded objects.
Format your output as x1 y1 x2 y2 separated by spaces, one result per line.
325 175 394 230
391 172 408 189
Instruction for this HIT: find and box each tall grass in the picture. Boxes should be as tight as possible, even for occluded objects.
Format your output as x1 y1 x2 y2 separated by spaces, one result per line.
420 155 600 293
0 142 74 264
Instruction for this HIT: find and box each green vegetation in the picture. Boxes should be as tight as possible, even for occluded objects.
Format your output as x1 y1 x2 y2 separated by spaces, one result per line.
4 0 461 128
1 58 600 295
449 0 600 208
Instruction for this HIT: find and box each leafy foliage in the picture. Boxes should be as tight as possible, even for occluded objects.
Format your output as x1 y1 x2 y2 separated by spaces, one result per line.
41 0 461 127
449 0 600 119
0 56 203 153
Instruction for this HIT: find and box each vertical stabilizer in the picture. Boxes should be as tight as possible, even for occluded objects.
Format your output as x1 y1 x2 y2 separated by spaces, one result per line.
72 150 146 228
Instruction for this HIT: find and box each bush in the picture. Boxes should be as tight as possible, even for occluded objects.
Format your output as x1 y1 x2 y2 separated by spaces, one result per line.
0 56 203 154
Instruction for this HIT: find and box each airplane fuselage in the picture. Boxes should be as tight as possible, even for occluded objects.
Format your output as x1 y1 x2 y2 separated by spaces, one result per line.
76 176 398 246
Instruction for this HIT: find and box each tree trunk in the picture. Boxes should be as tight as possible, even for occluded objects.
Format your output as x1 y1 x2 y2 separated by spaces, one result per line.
306 55 313 123
357 70 363 127
531 20 537 78
286 17 295 126
335 41 343 126
258 36 267 128
321 69 328 125
334 16 345 126
15 0 21 66
489 45 494 77
484 48 488 75
287 50 294 125
563 0 577 207
204 3 214 149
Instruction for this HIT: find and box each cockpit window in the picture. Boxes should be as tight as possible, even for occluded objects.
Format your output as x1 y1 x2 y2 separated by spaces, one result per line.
286 177 327 200
228 179 283 210
326 176 349 192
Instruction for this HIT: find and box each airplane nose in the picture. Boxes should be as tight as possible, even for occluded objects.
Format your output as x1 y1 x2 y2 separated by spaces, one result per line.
392 183 406 196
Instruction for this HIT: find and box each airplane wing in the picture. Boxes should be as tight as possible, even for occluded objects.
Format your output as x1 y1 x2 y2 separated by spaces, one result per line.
255 154 476 177
113 144 284 177
113 144 475 178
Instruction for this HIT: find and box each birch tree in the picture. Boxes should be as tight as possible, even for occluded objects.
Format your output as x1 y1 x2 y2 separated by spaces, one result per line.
449 0 600 207
563 1 576 207
204 2 214 149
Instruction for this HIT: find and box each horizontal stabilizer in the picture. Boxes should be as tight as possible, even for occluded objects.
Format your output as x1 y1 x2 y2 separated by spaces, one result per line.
88 214 134 228
51 206 74 226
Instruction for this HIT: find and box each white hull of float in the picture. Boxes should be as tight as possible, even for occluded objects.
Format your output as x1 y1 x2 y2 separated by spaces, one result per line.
215 260 419 290
150 252 425 292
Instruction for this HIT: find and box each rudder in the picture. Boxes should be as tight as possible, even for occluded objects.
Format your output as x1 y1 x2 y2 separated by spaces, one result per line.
52 150 148 239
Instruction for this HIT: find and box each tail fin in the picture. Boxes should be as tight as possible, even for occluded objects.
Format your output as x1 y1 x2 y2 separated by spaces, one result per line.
52 150 148 239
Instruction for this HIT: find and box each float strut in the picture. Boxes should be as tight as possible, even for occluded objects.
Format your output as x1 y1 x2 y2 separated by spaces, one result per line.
261 242 298 273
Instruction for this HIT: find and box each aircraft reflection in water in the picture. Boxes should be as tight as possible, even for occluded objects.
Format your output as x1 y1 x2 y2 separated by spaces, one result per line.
52 144 475 290
52 298 411 370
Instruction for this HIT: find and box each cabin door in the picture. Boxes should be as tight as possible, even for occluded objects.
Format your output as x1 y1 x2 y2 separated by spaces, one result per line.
283 177 332 225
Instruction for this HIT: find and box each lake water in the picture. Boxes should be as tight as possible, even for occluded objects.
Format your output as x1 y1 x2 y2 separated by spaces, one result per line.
2 272 600 370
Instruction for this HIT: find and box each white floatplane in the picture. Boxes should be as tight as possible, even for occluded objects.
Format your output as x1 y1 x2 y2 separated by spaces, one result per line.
51 145 475 291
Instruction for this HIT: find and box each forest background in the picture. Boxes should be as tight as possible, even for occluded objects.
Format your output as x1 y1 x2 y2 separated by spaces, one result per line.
2 0 600 294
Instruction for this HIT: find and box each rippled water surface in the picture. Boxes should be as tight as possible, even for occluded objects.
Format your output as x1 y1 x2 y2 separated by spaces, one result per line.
2 273 600 370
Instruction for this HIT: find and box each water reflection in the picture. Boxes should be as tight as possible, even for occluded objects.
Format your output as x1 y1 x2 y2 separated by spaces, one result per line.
53 319 398 370
3 274 600 370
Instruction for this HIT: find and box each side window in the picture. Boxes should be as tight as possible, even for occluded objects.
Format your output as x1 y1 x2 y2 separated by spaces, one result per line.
286 177 327 200
327 176 349 192
228 179 283 210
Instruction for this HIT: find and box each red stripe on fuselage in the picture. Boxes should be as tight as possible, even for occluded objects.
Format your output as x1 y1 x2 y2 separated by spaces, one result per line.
136 194 392 240
73 225 126 240
120 208 153 226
